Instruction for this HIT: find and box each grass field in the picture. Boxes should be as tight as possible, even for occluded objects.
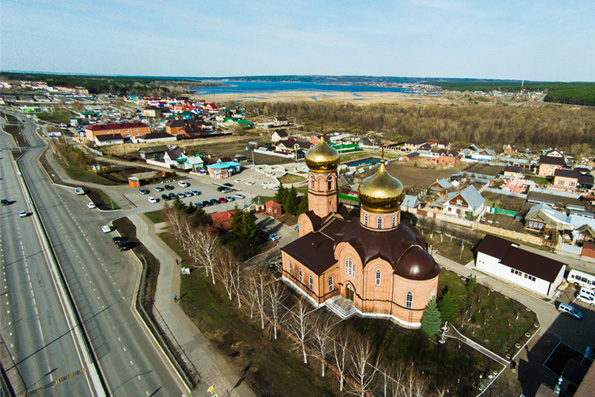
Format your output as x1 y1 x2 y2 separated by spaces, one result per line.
277 174 306 184
35 109 76 124
143 210 164 224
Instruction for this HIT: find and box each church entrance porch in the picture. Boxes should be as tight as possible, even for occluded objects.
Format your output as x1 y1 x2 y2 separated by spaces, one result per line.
325 296 358 320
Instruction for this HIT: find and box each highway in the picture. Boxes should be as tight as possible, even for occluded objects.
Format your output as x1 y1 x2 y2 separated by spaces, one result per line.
0 120 95 395
2 114 184 396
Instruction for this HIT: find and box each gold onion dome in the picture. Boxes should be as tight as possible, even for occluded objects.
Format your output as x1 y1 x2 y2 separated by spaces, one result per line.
305 136 340 173
358 161 405 213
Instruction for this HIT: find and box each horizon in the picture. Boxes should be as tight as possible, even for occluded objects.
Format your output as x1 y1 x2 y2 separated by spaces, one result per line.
2 1 594 81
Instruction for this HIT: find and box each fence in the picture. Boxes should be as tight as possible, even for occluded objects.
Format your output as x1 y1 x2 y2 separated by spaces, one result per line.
476 223 545 245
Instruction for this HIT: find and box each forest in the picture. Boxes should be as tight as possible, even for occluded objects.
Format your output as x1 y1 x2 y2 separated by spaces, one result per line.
245 101 595 156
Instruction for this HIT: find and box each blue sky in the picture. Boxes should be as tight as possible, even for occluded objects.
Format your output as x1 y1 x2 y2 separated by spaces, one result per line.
1 0 593 81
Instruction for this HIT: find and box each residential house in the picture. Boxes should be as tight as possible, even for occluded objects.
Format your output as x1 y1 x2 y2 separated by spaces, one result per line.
143 106 162 118
276 139 311 155
133 132 177 144
503 165 523 178
94 133 124 146
431 149 461 167
271 129 289 143
502 144 516 155
402 152 420 161
474 234 566 297
211 210 235 231
429 178 453 192
179 154 204 171
400 195 422 211
553 169 581 192
403 138 427 152
85 122 150 141
538 155 566 177
274 116 289 126
524 203 572 237
432 185 485 219
461 145 496 161
163 148 187 168
139 145 168 160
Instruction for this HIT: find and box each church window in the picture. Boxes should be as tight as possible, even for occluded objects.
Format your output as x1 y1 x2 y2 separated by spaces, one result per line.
392 214 396 227
288 260 292 275
328 176 333 190
298 268 303 283
406 292 413 308
375 270 381 286
309 275 313 290
364 213 368 226
328 277 334 292
310 175 315 188
430 289 435 301
377 216 383 229
345 257 354 277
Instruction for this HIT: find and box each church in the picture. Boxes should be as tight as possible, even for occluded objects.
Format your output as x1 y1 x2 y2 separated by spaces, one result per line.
281 138 440 328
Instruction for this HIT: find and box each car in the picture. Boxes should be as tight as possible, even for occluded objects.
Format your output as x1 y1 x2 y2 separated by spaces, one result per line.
102 225 112 233
577 293 595 305
117 240 129 251
177 193 185 198
164 185 175 191
184 191 193 197
112 236 124 244
218 197 227 203
558 303 583 319
148 197 158 203
1 199 9 206
234 179 243 183
271 186 280 191
75 187 85 195
191 190 201 196
234 194 245 199
168 193 176 199
223 183 233 187
86 202 96 209
18 210 28 218
139 189 150 195
210 198 219 205
245 181 255 185
194 202 203 208
161 193 170 200
178 181 190 188
154 186 164 192
222 187 233 193
225 196 234 202
217 186 226 192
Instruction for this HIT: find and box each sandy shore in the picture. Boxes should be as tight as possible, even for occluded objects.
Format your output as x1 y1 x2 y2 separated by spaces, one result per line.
191 89 451 106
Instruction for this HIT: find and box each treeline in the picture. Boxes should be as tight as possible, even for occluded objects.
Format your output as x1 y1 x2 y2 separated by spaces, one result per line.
543 86 595 106
246 101 595 153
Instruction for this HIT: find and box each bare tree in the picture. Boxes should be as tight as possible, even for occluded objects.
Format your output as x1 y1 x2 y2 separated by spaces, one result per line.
333 334 350 392
348 337 379 397
194 227 220 284
254 270 269 329
215 248 237 301
284 298 314 364
265 279 286 340
310 312 334 377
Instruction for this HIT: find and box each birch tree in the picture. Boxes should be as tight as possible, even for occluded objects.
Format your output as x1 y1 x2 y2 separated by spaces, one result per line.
348 338 378 397
333 334 350 392
284 298 313 364
265 279 286 339
194 227 219 284
310 312 334 377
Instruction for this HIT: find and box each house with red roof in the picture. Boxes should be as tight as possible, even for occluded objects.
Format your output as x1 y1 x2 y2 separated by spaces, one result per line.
211 210 235 231
265 200 282 217
85 122 150 141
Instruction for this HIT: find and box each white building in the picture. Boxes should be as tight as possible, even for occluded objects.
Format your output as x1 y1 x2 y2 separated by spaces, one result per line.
475 234 566 297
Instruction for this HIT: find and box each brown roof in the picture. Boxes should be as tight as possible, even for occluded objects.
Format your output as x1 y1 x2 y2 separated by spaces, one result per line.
475 234 565 282
539 155 565 166
86 122 148 131
282 216 439 280
554 169 579 179
95 133 123 141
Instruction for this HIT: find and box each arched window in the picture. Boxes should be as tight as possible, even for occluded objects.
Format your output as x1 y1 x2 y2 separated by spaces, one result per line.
392 214 396 227
377 216 383 229
328 277 334 292
327 176 333 190
288 259 292 275
309 275 313 290
298 268 303 283
310 175 315 188
345 257 354 277
364 213 368 226
375 270 381 286
406 292 413 308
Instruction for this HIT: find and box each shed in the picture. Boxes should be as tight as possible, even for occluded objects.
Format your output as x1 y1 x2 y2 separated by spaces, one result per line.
128 177 140 188
265 200 282 217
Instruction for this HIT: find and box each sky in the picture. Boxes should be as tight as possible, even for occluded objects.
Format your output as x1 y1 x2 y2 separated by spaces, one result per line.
1 0 594 81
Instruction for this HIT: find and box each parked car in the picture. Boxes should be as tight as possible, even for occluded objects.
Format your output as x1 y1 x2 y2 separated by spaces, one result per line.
178 181 190 188
191 190 201 196
161 193 169 200
218 197 227 203
148 197 158 203
168 193 176 199
223 183 233 187
210 199 219 205
222 187 232 193
87 202 96 209
112 236 124 244
102 225 112 233
18 210 28 218
154 186 164 192
164 185 175 191
202 200 211 207
177 193 185 198
139 189 150 195
195 202 203 208
577 293 595 305
558 303 583 319
225 196 234 202
245 181 255 185
217 186 226 192
184 191 193 197
1 199 9 206
234 194 245 199
117 240 129 251
75 187 85 195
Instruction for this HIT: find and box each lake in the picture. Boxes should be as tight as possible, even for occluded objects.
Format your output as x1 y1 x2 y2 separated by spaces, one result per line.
193 80 416 95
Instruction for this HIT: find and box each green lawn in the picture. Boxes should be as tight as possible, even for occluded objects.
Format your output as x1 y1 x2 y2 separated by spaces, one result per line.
420 228 475 264
144 210 164 224
277 174 306 184
36 109 75 124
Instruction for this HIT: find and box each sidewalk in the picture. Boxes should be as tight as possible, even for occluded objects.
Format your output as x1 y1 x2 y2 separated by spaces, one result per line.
129 214 256 397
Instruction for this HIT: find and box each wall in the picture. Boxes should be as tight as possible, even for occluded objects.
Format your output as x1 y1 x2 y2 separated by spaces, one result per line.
475 223 545 245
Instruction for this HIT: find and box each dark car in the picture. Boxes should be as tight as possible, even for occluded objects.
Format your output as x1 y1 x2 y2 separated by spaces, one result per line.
1 199 8 206
195 202 203 208
117 240 129 251
139 189 150 195
164 185 175 191
223 183 233 187
210 198 219 205
112 236 124 244
217 186 226 192
161 193 169 200
154 186 164 192
168 193 176 199
191 190 201 196
202 200 211 207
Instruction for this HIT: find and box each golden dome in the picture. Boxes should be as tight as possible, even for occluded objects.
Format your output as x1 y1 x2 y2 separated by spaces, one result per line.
358 161 405 213
305 136 340 173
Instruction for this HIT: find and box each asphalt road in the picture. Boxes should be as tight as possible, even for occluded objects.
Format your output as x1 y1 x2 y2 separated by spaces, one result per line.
4 115 184 396
0 120 94 395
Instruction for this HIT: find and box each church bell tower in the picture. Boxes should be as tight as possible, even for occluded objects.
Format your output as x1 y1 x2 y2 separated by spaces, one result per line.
304 136 340 218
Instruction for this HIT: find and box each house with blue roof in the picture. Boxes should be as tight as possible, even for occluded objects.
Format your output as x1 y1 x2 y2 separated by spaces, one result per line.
430 185 485 219
206 161 242 179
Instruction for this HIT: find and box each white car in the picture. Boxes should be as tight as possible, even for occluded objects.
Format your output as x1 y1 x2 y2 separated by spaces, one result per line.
102 225 112 233
245 181 255 185
234 193 245 199
75 187 85 195
87 202 96 209
18 210 27 218
148 197 158 203
234 179 243 183
178 181 189 188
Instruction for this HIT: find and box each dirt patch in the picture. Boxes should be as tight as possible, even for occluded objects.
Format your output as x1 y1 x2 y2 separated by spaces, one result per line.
383 160 467 194
464 163 504 176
